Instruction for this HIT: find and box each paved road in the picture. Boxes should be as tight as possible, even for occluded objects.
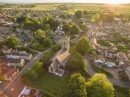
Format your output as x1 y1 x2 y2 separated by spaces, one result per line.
84 23 130 88
85 54 130 88
3 49 50 97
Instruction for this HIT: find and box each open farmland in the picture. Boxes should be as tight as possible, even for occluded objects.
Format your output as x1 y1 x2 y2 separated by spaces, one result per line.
32 4 60 10
2 3 130 15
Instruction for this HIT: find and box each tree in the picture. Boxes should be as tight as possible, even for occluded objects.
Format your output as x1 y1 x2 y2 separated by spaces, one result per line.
35 29 45 42
43 38 53 47
16 16 25 23
83 10 88 15
41 51 51 62
62 24 71 33
51 44 61 53
62 20 68 25
24 20 33 28
45 24 51 30
86 73 115 97
0 8 2 13
67 73 87 97
6 36 18 48
75 10 83 19
60 13 66 18
76 37 91 55
92 13 100 22
70 25 79 34
31 70 39 78
34 62 43 74
105 41 111 46
80 24 88 33
67 53 87 75
117 43 127 52
12 17 16 22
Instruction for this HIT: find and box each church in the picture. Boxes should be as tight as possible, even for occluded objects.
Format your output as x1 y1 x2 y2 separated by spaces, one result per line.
48 35 71 77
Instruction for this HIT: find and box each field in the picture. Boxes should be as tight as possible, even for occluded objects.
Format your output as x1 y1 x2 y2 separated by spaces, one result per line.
32 4 60 10
2 3 130 15
22 72 71 97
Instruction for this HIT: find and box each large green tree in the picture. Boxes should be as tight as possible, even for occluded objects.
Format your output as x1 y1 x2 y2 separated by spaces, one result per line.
35 29 45 42
86 73 115 97
80 24 88 33
75 10 83 19
67 73 87 97
6 36 18 48
92 13 100 22
24 20 33 28
70 24 79 34
40 51 51 62
62 24 71 33
67 53 87 75
43 38 53 47
76 37 91 55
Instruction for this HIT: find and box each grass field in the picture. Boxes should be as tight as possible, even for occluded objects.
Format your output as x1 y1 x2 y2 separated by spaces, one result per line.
3 3 130 15
23 72 71 97
32 4 60 10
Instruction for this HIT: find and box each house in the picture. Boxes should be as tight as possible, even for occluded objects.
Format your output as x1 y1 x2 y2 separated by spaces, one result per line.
4 67 19 81
117 52 130 63
2 45 12 54
105 62 116 67
5 58 25 67
94 59 104 68
105 50 116 58
0 19 4 23
6 51 32 60
0 61 10 73
18 86 42 97
48 35 71 77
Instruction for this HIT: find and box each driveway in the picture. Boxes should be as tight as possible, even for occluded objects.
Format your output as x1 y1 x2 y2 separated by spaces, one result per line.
103 67 119 79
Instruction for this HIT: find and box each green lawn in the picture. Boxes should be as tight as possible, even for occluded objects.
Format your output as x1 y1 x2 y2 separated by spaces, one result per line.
3 3 130 15
114 86 130 97
69 42 76 54
32 4 59 10
25 72 71 97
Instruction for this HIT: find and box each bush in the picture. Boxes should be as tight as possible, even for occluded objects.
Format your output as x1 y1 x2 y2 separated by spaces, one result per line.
16 46 36 55
51 44 61 53
114 85 130 97
31 41 46 51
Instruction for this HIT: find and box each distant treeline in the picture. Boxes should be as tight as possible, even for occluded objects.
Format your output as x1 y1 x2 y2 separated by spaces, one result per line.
0 4 36 8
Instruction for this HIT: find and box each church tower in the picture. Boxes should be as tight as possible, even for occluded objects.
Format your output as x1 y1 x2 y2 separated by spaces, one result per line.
59 35 70 51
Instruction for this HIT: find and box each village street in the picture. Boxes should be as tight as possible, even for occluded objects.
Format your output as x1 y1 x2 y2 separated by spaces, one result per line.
85 23 130 88
2 49 50 97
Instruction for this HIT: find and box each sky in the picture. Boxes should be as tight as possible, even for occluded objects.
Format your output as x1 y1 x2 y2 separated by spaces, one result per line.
1 0 130 4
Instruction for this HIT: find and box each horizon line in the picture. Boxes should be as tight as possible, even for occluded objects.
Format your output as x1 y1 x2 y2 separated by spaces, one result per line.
1 2 130 4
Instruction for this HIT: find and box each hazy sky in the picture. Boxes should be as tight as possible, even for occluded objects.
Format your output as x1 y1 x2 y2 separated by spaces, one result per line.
1 0 130 4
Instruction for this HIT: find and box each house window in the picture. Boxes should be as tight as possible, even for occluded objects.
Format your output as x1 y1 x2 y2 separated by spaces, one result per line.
51 67 53 72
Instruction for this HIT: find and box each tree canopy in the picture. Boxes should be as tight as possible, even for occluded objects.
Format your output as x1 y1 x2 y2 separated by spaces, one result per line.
76 37 91 55
62 24 71 33
92 13 100 22
40 51 51 62
80 24 88 33
6 36 18 48
67 53 87 75
86 73 115 97
75 10 83 19
67 73 87 97
35 29 45 41
70 24 79 34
